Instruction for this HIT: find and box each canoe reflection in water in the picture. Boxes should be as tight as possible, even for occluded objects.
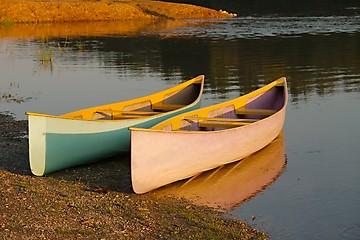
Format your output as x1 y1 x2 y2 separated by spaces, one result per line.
153 131 286 212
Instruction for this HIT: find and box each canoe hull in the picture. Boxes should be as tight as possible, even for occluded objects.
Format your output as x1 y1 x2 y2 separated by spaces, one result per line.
27 76 204 176
28 103 201 176
131 77 288 194
131 109 285 194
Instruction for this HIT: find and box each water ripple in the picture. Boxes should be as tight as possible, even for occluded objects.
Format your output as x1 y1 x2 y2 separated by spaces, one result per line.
160 16 360 39
340 226 360 239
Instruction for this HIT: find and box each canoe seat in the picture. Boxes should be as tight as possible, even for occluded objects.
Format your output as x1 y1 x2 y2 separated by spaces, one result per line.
116 110 158 116
184 116 258 129
184 116 258 123
198 121 252 128
112 115 144 119
95 109 158 120
236 107 276 116
152 103 186 111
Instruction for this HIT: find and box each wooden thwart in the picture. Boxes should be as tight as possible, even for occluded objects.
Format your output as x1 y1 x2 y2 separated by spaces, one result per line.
152 103 186 111
184 116 258 128
236 107 276 116
118 111 158 116
96 109 158 115
184 116 258 123
95 109 158 119
112 115 143 119
199 121 252 128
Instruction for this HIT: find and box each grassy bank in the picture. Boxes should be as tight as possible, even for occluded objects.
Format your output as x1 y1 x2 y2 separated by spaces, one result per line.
0 0 236 24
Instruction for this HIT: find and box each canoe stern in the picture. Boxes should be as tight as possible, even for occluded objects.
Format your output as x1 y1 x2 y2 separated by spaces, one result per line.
28 114 47 176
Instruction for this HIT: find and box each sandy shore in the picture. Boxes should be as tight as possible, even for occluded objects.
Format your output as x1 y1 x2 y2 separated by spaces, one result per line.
0 0 236 24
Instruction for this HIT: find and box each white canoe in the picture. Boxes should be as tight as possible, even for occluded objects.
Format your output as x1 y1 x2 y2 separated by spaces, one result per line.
26 75 204 176
130 77 288 194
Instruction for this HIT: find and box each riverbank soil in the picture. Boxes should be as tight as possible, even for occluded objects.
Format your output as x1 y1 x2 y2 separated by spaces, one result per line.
0 114 266 239
0 0 236 23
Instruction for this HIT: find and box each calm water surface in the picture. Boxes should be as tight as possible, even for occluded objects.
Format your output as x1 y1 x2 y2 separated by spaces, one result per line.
1 10 359 240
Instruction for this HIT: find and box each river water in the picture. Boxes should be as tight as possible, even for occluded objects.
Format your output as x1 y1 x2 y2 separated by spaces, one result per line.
1 2 360 239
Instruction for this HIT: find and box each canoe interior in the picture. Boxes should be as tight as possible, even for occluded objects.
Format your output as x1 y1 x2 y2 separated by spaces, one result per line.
56 76 204 120
157 82 285 132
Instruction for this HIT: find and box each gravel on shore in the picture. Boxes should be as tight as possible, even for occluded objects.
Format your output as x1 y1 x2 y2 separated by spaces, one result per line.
0 113 267 239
